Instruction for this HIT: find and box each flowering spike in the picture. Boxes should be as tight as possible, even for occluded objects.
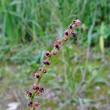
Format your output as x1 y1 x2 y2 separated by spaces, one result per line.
25 19 81 110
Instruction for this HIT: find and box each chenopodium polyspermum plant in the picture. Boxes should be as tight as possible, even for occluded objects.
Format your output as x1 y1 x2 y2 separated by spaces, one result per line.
24 19 81 110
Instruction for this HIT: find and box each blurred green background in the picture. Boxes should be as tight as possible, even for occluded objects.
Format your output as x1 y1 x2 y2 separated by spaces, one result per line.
0 0 110 110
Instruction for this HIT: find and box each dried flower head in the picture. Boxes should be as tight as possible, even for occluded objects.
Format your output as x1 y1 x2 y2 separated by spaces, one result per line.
33 84 39 90
64 37 69 41
34 102 40 108
35 86 39 90
44 68 47 73
69 24 72 29
69 24 75 29
28 101 33 107
45 51 51 57
53 52 57 55
39 67 43 71
73 19 81 26
70 30 75 34
43 60 51 65
54 44 60 50
64 30 70 35
39 87 44 93
35 73 40 78
28 92 32 97
26 90 30 94
26 90 32 97
55 38 61 44
33 84 37 90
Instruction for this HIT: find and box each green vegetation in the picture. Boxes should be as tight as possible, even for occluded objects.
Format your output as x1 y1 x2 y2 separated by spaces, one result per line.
0 0 110 110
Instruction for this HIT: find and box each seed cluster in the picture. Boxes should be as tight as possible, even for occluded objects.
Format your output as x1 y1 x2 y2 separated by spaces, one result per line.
25 19 81 109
